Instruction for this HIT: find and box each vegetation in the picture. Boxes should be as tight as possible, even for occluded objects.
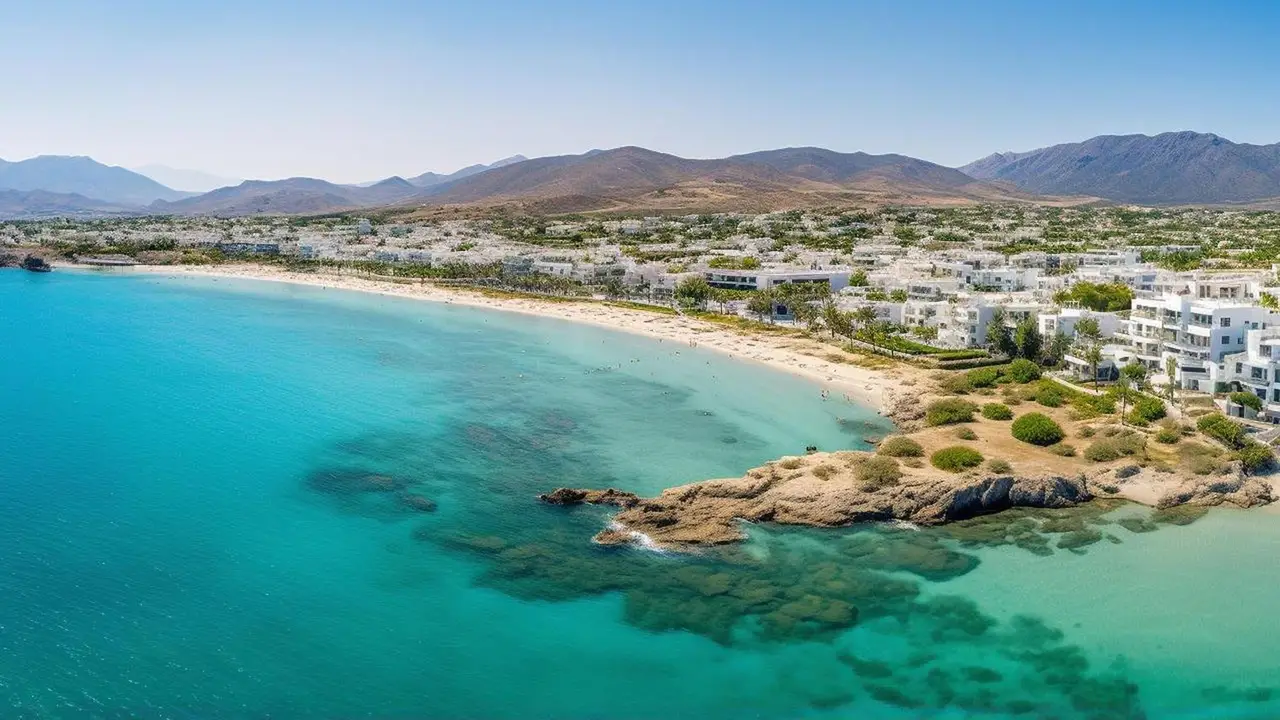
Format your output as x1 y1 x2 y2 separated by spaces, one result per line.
1004 358 1042 384
1228 391 1264 413
987 458 1013 474
877 436 925 457
1011 413 1065 446
1084 432 1147 463
856 456 902 490
981 403 1014 420
925 399 979 426
1052 282 1135 312
930 446 985 473
1127 396 1167 426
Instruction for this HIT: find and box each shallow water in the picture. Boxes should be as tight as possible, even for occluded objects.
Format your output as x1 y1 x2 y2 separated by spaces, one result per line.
1 269 1278 719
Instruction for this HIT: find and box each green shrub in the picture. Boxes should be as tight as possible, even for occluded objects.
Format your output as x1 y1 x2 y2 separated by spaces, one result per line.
1154 427 1181 444
931 446 985 472
1127 396 1167 425
965 367 1001 388
877 436 924 458
926 398 979 426
955 427 978 440
987 458 1013 474
857 456 903 490
1180 443 1225 475
1005 358 1042 384
1196 414 1249 449
1047 443 1077 457
1236 442 1275 475
1077 426 1096 438
1229 391 1264 413
1035 386 1064 408
981 403 1013 421
1084 434 1146 463
938 374 973 395
1011 413 1065 446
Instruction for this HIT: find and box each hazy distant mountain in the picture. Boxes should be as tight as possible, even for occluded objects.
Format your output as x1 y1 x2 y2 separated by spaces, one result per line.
151 176 421 216
0 156 187 205
407 154 529 188
0 189 136 220
417 146 1030 213
960 132 1280 204
133 164 243 193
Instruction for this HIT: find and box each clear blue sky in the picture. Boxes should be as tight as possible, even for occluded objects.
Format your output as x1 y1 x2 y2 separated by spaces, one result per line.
3 0 1278 182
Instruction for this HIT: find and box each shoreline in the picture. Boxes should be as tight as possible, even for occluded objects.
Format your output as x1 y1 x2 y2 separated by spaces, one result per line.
72 262 917 412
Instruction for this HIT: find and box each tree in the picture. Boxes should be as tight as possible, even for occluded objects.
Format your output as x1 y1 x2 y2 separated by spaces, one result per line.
853 306 879 342
792 300 819 330
1120 362 1148 392
1164 355 1179 409
1075 316 1102 345
747 290 775 323
889 289 908 303
849 270 870 287
1261 292 1279 309
1115 373 1133 425
821 299 848 339
1082 342 1104 389
986 308 1016 358
1013 316 1042 361
674 276 712 309
601 276 625 299
911 324 939 342
1042 331 1071 367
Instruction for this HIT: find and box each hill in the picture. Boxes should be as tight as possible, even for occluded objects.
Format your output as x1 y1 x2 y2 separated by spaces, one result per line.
0 189 137 220
407 155 529 188
960 132 1280 204
133 164 244 193
411 146 1036 215
151 176 421 216
0 156 187 205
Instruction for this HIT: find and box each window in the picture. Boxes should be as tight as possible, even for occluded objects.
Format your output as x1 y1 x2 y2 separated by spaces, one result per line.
1263 346 1273 357
1223 335 1231 344
1236 363 1244 373
1221 317 1231 327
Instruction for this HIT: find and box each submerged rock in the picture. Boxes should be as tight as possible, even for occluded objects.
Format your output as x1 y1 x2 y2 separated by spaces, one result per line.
538 487 640 507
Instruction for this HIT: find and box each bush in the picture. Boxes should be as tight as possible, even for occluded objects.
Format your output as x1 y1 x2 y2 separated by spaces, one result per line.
1035 386 1064 408
981 403 1013 421
1078 426 1096 438
926 399 979 426
965 367 1002 388
1229 391 1264 412
1236 442 1274 475
1154 427 1181 444
987 458 1013 474
877 436 924 458
1005 358 1042 384
1084 434 1146 463
1011 413 1065 446
1127 396 1167 425
1047 443 1077 457
931 446 985 472
1197 414 1249 449
857 456 902 490
955 427 978 440
938 374 974 395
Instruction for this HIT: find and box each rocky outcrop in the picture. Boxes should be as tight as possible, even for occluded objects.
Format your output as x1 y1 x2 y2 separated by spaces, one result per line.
1156 472 1274 510
540 451 1093 549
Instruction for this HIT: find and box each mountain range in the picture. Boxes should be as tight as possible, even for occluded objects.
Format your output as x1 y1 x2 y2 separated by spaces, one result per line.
6 132 1280 219
961 131 1280 205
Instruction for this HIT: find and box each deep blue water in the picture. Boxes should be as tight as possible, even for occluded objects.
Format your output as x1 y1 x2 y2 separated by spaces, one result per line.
2 269 1279 719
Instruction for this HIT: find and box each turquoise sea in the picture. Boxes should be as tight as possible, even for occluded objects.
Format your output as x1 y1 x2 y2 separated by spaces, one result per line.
2 269 1279 719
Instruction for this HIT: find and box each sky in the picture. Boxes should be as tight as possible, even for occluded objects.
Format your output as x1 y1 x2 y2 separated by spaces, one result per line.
3 0 1279 184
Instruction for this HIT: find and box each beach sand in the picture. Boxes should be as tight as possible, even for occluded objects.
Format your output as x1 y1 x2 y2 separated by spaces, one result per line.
98 263 918 411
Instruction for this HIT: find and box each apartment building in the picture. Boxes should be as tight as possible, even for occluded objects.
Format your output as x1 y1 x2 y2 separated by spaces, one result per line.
1120 295 1280 391
1218 328 1280 422
703 269 852 292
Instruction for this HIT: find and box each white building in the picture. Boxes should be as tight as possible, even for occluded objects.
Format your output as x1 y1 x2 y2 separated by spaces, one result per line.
704 269 851 293
1119 295 1280 391
1219 327 1280 422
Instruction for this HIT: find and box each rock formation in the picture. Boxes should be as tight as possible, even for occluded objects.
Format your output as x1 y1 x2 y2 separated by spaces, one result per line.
540 451 1092 549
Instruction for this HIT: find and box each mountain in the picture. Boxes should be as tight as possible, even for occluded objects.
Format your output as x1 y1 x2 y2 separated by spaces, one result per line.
0 189 136 220
406 155 529 188
960 132 1280 204
414 146 1034 214
133 164 243 193
150 176 421 216
0 156 188 205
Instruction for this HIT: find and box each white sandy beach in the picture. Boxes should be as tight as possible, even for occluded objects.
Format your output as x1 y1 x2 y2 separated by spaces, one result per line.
94 263 913 411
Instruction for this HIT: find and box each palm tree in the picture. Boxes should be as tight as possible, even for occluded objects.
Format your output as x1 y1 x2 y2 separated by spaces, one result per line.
821 299 845 340
1083 343 1104 390
1116 373 1133 425
1164 355 1179 411
853 306 879 339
